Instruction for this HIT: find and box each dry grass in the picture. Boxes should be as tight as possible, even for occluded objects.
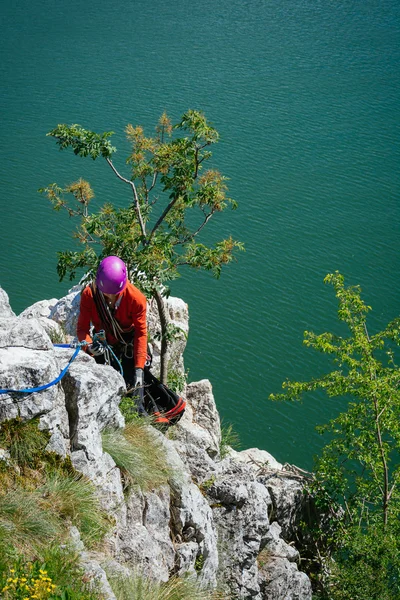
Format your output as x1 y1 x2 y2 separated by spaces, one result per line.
102 420 173 492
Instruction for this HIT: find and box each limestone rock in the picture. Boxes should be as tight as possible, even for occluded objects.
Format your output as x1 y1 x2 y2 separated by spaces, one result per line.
258 524 312 600
207 458 272 600
258 470 308 540
0 287 15 318
155 429 219 588
49 285 82 338
19 298 58 319
147 295 189 378
0 315 70 456
118 486 175 582
171 379 221 482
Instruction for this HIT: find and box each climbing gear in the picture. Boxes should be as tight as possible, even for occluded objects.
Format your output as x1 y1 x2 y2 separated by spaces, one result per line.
91 330 124 376
0 344 83 395
138 350 186 425
88 340 105 357
96 256 127 295
143 368 186 426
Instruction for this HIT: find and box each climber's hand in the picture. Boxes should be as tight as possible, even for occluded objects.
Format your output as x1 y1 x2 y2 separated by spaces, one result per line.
88 341 105 357
134 368 144 388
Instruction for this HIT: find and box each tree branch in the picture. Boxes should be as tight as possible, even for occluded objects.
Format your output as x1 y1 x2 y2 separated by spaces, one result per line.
175 210 216 245
148 194 181 243
105 158 147 238
372 394 389 526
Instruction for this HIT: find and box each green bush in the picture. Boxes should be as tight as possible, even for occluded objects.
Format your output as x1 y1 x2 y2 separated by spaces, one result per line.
326 526 400 600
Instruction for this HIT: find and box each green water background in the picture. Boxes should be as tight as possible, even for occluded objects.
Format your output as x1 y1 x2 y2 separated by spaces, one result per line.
1 0 399 469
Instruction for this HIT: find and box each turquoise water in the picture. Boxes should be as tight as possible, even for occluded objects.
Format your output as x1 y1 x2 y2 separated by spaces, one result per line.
1 0 399 469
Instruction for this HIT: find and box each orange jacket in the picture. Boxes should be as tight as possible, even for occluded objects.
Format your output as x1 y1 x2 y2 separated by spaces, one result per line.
76 281 148 369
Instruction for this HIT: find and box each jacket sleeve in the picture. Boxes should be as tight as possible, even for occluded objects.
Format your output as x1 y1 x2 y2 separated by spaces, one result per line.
132 293 148 369
76 288 94 347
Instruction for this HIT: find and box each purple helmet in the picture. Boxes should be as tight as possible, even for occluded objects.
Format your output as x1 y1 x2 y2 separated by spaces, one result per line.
96 256 127 294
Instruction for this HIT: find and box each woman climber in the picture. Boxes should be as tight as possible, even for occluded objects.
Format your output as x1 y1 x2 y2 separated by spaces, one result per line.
76 255 148 413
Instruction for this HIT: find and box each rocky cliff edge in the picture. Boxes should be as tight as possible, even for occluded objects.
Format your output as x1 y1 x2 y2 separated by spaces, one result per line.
0 285 312 600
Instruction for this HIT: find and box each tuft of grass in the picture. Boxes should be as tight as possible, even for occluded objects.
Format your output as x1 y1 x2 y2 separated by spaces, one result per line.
48 321 68 344
102 421 173 492
0 487 60 553
0 417 109 563
0 417 50 469
219 422 240 459
38 472 109 546
109 572 227 600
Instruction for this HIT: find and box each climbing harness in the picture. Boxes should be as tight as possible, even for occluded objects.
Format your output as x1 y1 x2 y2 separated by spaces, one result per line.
92 330 124 376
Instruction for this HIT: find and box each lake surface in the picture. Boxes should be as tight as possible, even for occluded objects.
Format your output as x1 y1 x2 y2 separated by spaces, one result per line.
1 0 399 469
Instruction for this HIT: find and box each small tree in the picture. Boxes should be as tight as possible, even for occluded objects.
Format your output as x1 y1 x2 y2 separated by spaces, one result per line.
41 111 243 383
270 272 400 598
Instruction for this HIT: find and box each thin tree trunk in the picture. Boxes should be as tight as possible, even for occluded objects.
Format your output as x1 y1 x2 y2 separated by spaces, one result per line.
373 395 389 527
154 288 169 385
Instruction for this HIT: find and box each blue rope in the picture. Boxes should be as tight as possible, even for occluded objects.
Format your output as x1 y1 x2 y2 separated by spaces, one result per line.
0 337 124 395
105 345 124 377
0 346 81 395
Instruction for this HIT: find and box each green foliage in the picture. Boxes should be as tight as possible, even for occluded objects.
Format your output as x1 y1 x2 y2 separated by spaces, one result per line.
48 322 68 344
43 110 244 382
194 554 205 574
0 417 108 570
219 422 240 459
325 525 400 600
0 546 103 599
0 417 50 469
47 123 116 159
167 368 188 394
101 421 173 491
270 272 400 597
